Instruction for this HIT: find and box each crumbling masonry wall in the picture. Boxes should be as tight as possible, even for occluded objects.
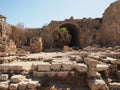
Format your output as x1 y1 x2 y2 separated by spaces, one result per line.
39 17 102 49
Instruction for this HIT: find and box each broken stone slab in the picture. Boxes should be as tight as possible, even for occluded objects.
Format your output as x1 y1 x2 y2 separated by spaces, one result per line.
9 83 18 90
102 57 116 63
111 59 120 64
18 81 28 90
33 71 46 78
0 56 17 63
27 81 40 89
85 58 98 67
37 62 51 71
96 64 109 71
0 74 8 81
11 75 25 83
56 71 69 77
0 64 9 72
87 78 108 90
51 62 61 71
0 81 9 90
75 63 87 73
109 82 120 89
61 61 74 71
9 64 23 71
87 71 101 79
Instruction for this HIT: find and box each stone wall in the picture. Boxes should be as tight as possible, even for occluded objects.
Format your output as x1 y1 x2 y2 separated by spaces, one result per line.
100 1 120 46
0 21 17 53
30 37 43 53
33 17 102 49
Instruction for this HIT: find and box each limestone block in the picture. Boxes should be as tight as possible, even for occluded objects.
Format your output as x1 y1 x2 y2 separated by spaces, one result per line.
0 64 9 72
75 63 87 72
96 64 109 71
85 58 98 67
109 82 120 89
30 37 43 53
87 79 108 90
87 71 101 79
56 71 69 77
0 81 9 90
47 72 57 77
37 62 51 71
33 71 46 78
27 81 40 89
51 62 61 71
18 81 27 90
11 75 24 83
9 64 23 71
0 74 8 81
9 84 18 90
62 62 74 71
111 59 120 64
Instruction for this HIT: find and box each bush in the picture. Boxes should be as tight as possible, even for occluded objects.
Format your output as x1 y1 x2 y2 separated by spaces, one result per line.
54 27 71 48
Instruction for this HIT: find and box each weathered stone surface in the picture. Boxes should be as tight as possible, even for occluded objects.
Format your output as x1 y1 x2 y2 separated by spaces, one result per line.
33 71 46 78
18 81 27 90
0 81 9 90
111 59 120 64
30 37 43 53
75 63 87 72
9 64 23 71
0 56 17 63
85 58 98 67
38 62 51 71
56 71 69 77
0 74 8 81
0 64 9 72
109 82 120 89
63 46 73 52
62 62 74 71
27 81 40 89
100 1 120 44
87 79 108 90
96 64 109 71
11 75 24 83
9 84 18 90
47 72 57 77
51 62 61 71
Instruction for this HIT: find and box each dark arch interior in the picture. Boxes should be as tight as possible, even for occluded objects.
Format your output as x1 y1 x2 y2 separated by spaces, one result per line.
60 24 80 47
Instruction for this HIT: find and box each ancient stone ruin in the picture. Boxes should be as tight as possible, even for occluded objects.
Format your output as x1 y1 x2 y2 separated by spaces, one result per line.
0 0 120 90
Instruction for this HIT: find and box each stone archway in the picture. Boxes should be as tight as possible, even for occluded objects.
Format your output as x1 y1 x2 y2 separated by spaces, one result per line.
60 23 80 48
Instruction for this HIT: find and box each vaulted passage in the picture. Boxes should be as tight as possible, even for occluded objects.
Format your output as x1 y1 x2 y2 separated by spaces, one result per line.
60 23 80 47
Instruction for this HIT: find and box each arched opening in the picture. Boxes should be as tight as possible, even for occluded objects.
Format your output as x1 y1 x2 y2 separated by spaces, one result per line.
60 23 80 48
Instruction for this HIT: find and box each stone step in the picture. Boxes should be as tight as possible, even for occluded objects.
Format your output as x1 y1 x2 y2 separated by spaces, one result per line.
109 82 120 89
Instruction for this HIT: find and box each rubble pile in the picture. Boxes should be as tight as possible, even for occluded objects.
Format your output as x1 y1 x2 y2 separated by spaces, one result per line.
0 46 119 90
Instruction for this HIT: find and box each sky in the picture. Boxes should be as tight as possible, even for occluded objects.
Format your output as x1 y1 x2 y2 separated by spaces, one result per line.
0 0 116 28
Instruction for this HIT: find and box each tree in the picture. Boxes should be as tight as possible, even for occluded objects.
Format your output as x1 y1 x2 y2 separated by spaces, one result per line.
54 27 71 48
